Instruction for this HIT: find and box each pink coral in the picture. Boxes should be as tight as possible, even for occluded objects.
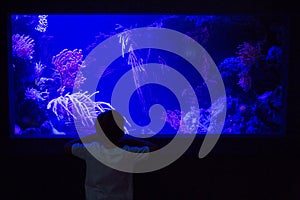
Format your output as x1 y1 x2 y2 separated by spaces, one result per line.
236 42 261 67
52 49 86 93
12 34 35 60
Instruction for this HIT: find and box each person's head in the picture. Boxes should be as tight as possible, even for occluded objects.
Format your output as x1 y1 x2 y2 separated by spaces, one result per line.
95 110 125 146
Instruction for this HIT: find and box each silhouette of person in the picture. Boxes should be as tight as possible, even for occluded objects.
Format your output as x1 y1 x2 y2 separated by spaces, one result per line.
64 109 157 200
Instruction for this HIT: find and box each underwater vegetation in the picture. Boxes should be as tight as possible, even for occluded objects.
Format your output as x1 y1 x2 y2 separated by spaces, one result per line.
10 14 287 137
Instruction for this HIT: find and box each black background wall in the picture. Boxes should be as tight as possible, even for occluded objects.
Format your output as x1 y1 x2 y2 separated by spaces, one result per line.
2 137 300 200
1 0 300 199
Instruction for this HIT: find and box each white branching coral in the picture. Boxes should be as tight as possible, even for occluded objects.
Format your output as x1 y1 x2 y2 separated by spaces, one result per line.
127 44 145 72
116 24 146 108
35 15 48 32
47 91 114 126
116 24 131 58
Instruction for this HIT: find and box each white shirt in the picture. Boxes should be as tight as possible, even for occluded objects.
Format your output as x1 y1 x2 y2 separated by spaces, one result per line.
72 142 149 200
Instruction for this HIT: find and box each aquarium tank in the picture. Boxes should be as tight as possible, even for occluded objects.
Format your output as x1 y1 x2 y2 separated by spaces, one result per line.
8 14 288 138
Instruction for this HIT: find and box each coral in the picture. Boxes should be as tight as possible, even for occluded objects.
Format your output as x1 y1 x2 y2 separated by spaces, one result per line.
35 15 48 32
205 96 226 133
183 16 215 46
116 24 145 72
25 88 49 102
162 109 184 130
256 86 283 125
117 24 131 58
34 61 46 85
14 124 22 135
181 107 202 133
34 61 45 78
127 44 145 107
163 96 226 134
238 71 252 92
127 44 145 72
36 77 55 92
266 46 283 64
218 57 243 73
116 24 147 109
12 34 35 60
47 91 114 126
73 70 86 90
52 49 86 93
236 42 261 68
218 57 244 94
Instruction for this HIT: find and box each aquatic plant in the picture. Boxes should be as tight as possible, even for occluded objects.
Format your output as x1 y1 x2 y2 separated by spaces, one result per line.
35 15 48 32
52 49 86 93
47 91 114 126
12 34 35 60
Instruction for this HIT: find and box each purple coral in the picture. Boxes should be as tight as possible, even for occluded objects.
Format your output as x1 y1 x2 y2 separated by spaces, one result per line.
12 34 35 60
25 88 49 102
52 49 86 93
163 109 183 130
238 71 252 92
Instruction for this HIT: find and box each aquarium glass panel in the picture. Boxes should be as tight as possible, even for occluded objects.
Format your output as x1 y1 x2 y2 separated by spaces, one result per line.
9 14 288 138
